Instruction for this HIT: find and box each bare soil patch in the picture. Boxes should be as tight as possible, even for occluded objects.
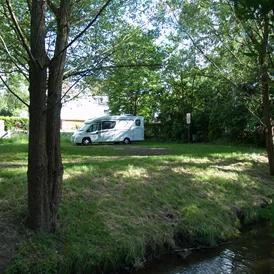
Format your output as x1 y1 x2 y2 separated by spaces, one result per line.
113 145 174 156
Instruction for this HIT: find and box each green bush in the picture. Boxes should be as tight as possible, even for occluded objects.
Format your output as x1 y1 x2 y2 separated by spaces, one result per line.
144 122 162 139
258 197 274 237
0 116 29 131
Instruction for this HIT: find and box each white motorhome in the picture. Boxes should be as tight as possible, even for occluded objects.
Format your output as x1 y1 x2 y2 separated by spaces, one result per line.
71 115 144 145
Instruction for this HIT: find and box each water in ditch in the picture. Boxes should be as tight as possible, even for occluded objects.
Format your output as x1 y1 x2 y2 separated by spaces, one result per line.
134 222 274 274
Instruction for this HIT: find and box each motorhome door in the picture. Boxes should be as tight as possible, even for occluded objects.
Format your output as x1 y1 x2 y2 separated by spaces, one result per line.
87 123 100 142
133 119 143 140
100 121 116 141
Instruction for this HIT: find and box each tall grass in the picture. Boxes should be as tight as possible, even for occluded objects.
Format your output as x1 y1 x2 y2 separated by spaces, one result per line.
1 135 273 273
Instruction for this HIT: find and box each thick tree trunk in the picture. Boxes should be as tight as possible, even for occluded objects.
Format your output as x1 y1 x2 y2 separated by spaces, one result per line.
260 14 274 175
27 0 71 232
27 0 50 231
46 0 70 231
262 72 274 175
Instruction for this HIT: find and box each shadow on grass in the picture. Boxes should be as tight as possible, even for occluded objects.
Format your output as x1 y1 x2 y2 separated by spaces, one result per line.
1 142 272 273
53 149 273 272
61 146 271 240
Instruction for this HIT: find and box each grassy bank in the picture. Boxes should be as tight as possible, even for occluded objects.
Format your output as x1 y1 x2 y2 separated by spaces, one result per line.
0 134 273 273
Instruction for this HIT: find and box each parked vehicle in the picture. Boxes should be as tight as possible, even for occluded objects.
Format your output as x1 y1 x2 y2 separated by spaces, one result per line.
71 115 144 145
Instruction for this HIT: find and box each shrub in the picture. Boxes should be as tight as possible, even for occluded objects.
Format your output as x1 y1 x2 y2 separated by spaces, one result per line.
0 116 29 131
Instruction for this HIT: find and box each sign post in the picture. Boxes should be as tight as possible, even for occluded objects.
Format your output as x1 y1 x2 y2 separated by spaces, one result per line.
186 113 191 143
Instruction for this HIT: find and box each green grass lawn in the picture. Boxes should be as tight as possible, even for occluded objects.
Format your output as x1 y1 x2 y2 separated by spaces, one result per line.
0 134 273 273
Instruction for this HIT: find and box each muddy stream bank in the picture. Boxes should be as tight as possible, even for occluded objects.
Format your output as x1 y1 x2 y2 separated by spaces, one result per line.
133 222 274 274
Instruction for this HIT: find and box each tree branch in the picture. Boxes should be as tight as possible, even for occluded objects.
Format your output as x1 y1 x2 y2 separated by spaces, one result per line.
0 75 29 108
64 29 143 78
61 77 85 103
5 0 35 64
48 0 113 66
166 2 240 88
244 100 265 127
66 63 162 78
0 35 29 82
47 0 59 16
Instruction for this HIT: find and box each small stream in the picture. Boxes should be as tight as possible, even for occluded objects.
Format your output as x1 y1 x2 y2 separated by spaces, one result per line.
134 222 274 274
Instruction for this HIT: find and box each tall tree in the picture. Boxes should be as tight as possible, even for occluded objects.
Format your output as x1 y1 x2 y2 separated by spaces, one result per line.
230 0 274 174
27 0 71 232
2 0 113 232
157 0 273 149
103 26 163 119
1 0 163 232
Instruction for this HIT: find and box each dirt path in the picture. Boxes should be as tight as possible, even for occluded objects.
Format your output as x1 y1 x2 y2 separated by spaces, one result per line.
113 145 174 156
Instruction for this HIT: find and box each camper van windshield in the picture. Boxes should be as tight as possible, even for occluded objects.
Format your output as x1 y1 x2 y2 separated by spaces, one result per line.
79 123 91 131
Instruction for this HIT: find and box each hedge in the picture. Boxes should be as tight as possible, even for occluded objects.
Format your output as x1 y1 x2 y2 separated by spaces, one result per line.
0 116 29 131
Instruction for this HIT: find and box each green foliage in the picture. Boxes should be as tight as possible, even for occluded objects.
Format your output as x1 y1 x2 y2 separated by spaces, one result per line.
1 0 272 146
0 1 273 272
258 197 274 237
144 122 162 139
102 26 164 119
0 116 28 131
233 0 274 19
153 0 272 144
0 109 13 116
60 133 73 144
0 74 29 116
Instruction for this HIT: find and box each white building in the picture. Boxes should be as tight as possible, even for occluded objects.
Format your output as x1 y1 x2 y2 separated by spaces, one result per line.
61 96 109 131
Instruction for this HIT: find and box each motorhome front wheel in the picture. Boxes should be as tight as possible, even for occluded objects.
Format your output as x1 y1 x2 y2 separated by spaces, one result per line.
82 138 91 145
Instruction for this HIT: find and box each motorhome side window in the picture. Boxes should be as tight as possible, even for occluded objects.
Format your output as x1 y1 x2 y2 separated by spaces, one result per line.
87 124 98 132
135 119 141 126
102 121 116 130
